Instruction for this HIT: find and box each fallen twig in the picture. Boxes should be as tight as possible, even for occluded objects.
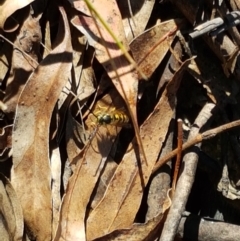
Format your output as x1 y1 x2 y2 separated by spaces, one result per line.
159 103 216 241
177 212 240 241
153 117 240 174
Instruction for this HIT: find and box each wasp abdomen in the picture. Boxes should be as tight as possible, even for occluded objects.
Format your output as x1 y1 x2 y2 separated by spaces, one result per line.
113 113 129 124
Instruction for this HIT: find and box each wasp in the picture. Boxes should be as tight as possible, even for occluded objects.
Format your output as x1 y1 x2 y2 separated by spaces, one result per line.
86 105 130 141
94 108 129 126
85 94 131 142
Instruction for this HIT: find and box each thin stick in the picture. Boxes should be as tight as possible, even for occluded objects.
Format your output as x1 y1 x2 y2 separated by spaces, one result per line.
172 119 183 191
153 119 240 174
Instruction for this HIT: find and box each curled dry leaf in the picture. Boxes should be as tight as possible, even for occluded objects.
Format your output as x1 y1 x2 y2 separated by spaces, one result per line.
0 173 23 241
0 0 35 31
86 59 191 240
11 7 72 241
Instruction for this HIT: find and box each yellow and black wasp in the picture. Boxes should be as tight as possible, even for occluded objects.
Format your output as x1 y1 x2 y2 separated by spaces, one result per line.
94 107 129 126
86 92 130 128
85 94 130 144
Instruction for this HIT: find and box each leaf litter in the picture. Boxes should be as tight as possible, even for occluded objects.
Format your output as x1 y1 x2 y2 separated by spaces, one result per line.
0 1 240 241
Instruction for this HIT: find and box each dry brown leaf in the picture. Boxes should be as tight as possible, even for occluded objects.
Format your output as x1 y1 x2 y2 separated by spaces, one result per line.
119 0 155 42
11 7 72 241
54 93 123 241
0 0 35 31
92 190 172 241
130 19 182 79
86 59 190 240
4 10 41 119
54 141 104 241
0 173 23 241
